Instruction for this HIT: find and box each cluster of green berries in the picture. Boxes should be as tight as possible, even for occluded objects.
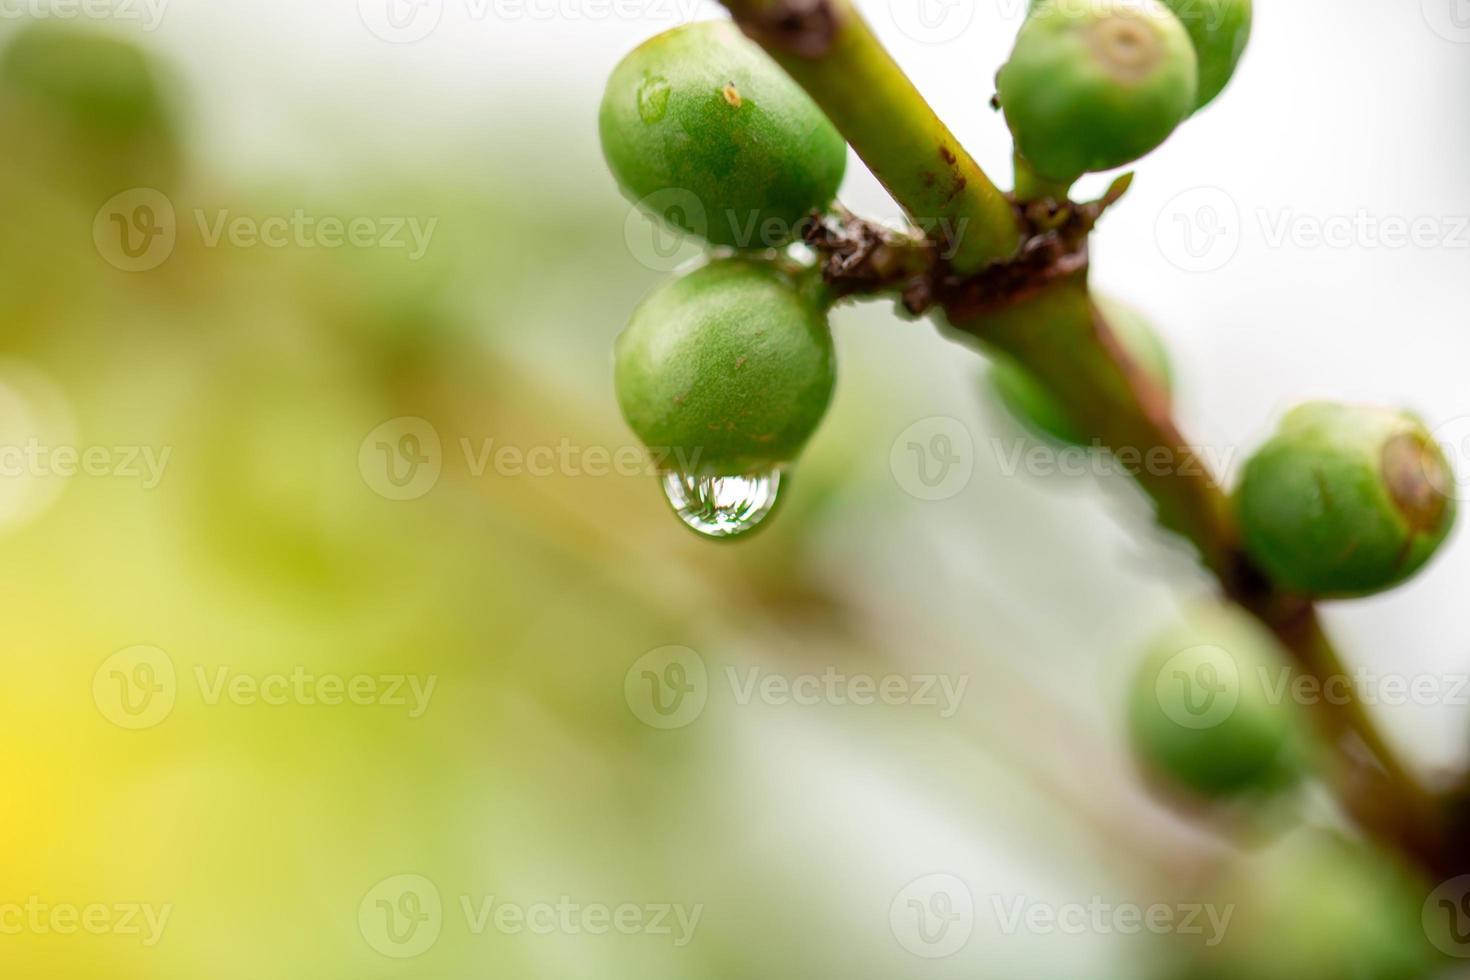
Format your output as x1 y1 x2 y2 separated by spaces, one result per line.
996 309 1456 602
600 21 847 533
999 0 1251 185
986 313 1455 808
1112 406 1454 881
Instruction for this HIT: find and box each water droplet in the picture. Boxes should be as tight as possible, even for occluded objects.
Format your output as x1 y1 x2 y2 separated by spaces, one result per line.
661 469 782 540
637 76 671 123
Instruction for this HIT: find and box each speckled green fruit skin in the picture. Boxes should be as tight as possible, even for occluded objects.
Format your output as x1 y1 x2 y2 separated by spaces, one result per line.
1128 604 1306 800
614 259 835 476
1000 0 1197 182
1027 0 1250 110
1178 834 1433 980
0 22 173 137
1237 402 1456 598
599 21 846 249
990 296 1172 445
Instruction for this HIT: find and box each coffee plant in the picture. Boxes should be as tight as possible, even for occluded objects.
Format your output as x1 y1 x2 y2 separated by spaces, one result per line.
600 0 1465 973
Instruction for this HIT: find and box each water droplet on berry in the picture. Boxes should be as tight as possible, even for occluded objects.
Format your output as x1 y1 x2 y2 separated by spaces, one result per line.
637 75 671 123
660 468 782 539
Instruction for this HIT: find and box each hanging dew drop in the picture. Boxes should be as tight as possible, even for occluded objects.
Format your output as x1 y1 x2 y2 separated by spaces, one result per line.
660 468 783 539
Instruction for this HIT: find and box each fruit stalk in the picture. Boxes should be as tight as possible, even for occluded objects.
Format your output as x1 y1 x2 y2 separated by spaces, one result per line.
714 0 1451 877
718 0 1021 273
949 285 1453 873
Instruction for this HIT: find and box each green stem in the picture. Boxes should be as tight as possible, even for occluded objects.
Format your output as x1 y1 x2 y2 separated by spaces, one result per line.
945 282 1447 872
1012 151 1073 202
719 0 1021 273
945 280 1241 580
723 0 1451 878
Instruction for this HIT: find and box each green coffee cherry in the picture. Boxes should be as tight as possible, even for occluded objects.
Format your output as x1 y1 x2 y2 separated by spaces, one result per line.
600 20 846 250
1128 604 1306 800
1027 0 1251 110
1176 834 1433 980
614 258 835 476
990 296 1172 445
1236 402 1456 598
999 0 1198 182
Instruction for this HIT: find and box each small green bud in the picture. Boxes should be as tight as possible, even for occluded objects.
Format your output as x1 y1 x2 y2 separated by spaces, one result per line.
614 259 835 476
1127 603 1306 800
989 296 1172 446
999 0 1198 182
599 21 847 250
1236 402 1456 598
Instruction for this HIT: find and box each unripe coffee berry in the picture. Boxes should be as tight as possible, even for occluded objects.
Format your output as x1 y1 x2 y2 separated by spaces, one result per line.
990 296 1172 445
1028 0 1251 110
600 21 847 250
614 259 835 477
1236 402 1456 598
1128 604 1306 800
999 0 1197 182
